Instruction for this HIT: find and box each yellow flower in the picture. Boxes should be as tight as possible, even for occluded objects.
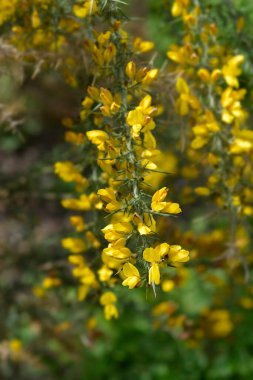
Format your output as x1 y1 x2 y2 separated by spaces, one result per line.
197 68 221 84
99 88 121 117
151 187 181 214
61 194 91 211
191 111 220 149
122 263 141 289
126 95 156 138
42 277 62 288
0 0 17 25
69 216 85 232
87 86 100 101
68 255 85 266
78 285 89 301
229 129 253 154
9 339 22 355
142 68 159 85
194 187 211 196
103 238 132 261
31 9 41 28
61 117 74 128
97 31 111 45
125 61 136 79
54 161 88 191
104 304 119 320
62 238 86 253
80 267 97 286
133 37 154 54
221 87 246 124
152 301 177 316
162 280 175 292
168 245 190 263
97 265 113 282
171 0 190 18
102 222 132 242
100 292 119 319
175 77 200 115
143 244 169 285
86 231 101 248
222 55 244 88
207 309 233 337
97 188 121 212
127 108 147 130
86 130 109 151
167 44 199 66
229 138 252 154
73 1 98 19
65 131 85 145
133 213 156 235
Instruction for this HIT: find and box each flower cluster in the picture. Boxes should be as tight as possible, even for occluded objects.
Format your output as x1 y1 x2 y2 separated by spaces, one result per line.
54 1 189 319
166 0 253 263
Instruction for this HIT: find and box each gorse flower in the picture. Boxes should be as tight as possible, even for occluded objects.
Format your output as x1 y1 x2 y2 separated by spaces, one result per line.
122 263 141 289
151 187 182 214
73 0 99 19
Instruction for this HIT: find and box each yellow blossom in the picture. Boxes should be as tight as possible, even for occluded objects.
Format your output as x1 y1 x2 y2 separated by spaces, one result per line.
99 88 121 116
102 222 132 242
207 309 233 337
171 0 190 18
126 95 156 138
42 277 62 288
86 130 109 151
61 194 91 211
167 44 199 66
73 1 98 18
221 87 246 124
62 237 86 253
77 285 89 301
142 69 159 85
68 255 85 266
143 244 169 285
80 267 97 286
168 245 190 263
97 188 121 212
54 161 88 190
133 213 156 235
31 9 41 28
103 238 132 262
222 55 244 88
100 291 118 319
133 37 154 54
86 231 101 248
162 280 175 292
104 304 119 320
69 216 85 232
97 265 113 282
151 187 181 214
65 131 85 145
175 77 200 115
122 263 141 289
9 339 22 357
125 61 136 79
195 187 211 196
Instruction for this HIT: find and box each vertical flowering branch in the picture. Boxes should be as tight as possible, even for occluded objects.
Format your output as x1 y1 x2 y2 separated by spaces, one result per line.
166 0 252 270
55 0 189 319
